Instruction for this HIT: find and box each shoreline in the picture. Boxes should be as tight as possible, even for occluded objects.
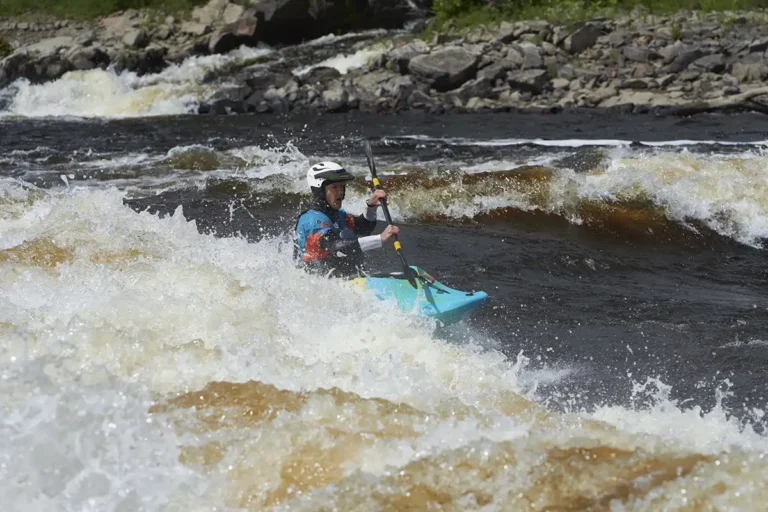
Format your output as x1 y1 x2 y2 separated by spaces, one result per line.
2 4 768 117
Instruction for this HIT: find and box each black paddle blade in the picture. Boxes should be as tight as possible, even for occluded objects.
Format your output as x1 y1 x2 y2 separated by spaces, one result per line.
396 251 419 289
364 140 377 178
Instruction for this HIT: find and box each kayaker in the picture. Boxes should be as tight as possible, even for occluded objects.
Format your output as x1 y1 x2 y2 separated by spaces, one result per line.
294 161 400 277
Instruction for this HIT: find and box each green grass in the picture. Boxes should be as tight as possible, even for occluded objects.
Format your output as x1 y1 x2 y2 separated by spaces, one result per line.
0 0 209 20
428 0 768 31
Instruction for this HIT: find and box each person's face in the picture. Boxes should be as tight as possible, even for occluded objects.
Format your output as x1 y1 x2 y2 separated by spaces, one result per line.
324 182 345 209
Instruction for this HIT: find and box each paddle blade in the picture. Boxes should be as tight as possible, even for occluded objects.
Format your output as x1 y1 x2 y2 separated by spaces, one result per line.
363 140 382 189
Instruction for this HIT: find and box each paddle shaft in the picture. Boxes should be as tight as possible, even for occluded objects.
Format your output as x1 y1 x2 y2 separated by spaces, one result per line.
370 179 398 246
364 141 417 287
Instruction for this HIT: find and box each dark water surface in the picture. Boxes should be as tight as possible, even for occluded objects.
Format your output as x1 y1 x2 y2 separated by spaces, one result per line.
3 110 768 422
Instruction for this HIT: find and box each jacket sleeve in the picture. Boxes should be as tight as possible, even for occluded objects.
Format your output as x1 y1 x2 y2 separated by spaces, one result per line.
345 205 378 237
319 230 364 256
298 209 381 261
296 212 333 261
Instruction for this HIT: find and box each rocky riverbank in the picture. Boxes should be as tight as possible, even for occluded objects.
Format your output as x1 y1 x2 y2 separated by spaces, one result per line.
3 2 768 116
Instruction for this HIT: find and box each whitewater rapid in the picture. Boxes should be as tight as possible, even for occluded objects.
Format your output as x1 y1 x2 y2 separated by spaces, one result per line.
2 169 768 510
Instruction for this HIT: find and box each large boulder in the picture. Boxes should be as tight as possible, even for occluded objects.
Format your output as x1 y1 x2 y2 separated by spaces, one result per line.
0 37 79 88
666 47 706 73
112 46 168 76
192 0 230 25
247 0 431 45
507 69 549 94
563 23 603 53
408 46 478 92
387 39 429 74
64 45 111 71
248 0 350 44
477 59 518 81
208 12 260 54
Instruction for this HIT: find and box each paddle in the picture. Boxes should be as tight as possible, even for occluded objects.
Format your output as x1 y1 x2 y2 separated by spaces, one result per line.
363 139 419 289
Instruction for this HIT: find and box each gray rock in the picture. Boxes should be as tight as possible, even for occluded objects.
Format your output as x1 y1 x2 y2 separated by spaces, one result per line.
122 29 147 48
181 22 211 36
607 31 629 47
464 97 488 110
408 89 434 107
25 36 75 56
557 64 577 80
384 75 416 97
208 14 258 54
564 23 603 53
192 0 229 25
657 73 676 87
496 21 517 44
731 61 767 82
388 39 429 74
408 46 478 92
590 86 618 103
222 2 246 24
749 37 768 53
300 66 341 84
477 54 495 69
466 27 494 44
692 53 725 73
631 62 654 78
541 41 557 55
514 42 543 69
75 31 96 47
569 78 583 91
551 77 570 89
154 25 173 40
679 70 701 81
453 77 493 101
659 41 684 64
654 26 675 40
505 47 525 67
477 59 518 81
618 78 651 89
508 68 549 94
666 48 706 73
66 45 110 70
623 46 655 62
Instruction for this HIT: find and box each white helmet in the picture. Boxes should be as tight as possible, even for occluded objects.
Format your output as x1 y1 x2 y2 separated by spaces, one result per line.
306 161 355 190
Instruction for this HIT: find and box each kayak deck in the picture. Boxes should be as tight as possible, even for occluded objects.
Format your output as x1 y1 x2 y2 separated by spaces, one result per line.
350 266 488 325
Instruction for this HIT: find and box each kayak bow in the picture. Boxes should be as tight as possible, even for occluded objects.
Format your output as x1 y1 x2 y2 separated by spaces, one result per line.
351 266 489 326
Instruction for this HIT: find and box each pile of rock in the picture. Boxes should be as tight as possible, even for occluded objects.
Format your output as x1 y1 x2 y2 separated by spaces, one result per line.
3 5 768 115
199 11 768 115
0 0 428 89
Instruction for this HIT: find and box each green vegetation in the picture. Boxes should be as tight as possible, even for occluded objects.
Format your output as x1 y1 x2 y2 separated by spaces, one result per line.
0 37 12 58
430 0 768 29
0 0 209 20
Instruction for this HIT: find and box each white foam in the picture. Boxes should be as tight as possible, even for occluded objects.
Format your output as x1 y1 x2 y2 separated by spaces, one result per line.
590 377 768 454
388 135 768 148
301 29 390 47
295 45 388 76
0 46 272 119
582 149 768 247
3 182 768 509
0 382 213 511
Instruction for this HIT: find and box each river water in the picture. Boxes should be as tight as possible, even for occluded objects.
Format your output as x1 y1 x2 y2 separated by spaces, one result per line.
2 38 768 511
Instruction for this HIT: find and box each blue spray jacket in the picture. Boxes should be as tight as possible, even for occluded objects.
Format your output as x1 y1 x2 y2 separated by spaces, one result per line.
294 207 378 276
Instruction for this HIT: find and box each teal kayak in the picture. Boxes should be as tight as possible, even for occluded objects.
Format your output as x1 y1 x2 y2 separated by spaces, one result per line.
351 266 488 325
